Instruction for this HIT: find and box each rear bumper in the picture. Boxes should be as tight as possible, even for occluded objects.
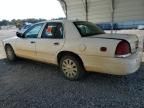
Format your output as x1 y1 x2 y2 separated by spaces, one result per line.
83 50 142 75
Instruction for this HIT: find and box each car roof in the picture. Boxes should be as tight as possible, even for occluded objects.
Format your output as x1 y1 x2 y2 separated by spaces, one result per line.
34 20 87 25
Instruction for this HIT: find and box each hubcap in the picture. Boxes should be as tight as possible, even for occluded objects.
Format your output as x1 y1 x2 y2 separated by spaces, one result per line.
62 59 78 78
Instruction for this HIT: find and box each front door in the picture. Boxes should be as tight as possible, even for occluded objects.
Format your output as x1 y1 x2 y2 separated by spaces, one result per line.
15 23 44 59
36 22 64 64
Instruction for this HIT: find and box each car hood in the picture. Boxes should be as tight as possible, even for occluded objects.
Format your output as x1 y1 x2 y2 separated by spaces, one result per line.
17 29 26 34
3 36 18 42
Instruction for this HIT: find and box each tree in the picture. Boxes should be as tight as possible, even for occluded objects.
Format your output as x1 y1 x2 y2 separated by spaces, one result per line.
0 20 10 26
0 18 47 28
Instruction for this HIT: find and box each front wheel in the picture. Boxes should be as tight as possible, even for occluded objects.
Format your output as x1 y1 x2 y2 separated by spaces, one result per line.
60 55 85 80
5 45 16 61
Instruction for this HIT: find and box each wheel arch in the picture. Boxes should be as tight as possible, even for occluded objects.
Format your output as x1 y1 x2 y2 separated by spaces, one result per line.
4 43 16 54
57 51 85 69
4 43 12 50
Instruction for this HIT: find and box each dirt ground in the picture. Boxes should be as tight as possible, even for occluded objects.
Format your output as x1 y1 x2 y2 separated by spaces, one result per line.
0 29 144 108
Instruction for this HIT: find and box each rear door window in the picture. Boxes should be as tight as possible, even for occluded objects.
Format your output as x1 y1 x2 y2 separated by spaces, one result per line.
41 22 63 39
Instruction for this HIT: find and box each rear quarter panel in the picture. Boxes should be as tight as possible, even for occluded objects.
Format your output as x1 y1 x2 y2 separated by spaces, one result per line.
81 38 121 57
60 37 122 72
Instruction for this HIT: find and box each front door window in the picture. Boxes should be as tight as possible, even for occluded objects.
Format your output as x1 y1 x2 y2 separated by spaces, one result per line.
25 23 44 38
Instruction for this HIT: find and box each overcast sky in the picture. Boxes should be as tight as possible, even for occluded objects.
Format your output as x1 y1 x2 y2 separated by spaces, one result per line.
0 0 65 21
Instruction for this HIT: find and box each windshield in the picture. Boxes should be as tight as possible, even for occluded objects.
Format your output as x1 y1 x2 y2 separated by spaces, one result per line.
73 21 105 37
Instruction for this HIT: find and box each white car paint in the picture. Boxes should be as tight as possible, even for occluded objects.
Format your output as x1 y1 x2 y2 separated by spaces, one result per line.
2 20 143 75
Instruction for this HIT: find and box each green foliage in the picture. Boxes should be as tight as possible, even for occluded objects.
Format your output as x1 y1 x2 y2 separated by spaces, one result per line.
0 18 46 28
0 20 9 26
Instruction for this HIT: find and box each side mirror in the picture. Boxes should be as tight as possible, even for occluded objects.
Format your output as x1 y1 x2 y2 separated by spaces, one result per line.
16 32 25 38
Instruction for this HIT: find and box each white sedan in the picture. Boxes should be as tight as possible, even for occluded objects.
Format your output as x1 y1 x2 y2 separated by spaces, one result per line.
2 20 142 80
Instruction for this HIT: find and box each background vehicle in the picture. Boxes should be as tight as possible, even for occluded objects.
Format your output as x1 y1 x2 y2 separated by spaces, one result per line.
137 25 144 30
2 20 142 80
17 23 33 34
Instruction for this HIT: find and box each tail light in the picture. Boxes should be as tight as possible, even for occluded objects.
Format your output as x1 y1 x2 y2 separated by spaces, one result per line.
115 40 131 57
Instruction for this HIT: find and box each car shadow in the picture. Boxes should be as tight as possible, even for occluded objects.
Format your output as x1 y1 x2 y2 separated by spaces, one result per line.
0 58 144 84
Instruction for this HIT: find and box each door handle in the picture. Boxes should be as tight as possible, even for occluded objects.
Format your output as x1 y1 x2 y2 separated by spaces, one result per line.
30 41 36 44
53 42 59 45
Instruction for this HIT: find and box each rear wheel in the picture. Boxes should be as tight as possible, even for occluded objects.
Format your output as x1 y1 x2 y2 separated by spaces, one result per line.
5 45 16 61
60 55 85 80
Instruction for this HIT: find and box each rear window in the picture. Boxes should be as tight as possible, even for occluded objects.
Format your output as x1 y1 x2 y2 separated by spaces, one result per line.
73 21 105 37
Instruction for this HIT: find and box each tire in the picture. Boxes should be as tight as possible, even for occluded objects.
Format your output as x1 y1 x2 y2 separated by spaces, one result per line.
5 45 16 61
60 55 85 80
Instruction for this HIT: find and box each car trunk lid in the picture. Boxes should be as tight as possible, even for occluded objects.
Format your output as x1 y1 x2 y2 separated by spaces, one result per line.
90 34 139 54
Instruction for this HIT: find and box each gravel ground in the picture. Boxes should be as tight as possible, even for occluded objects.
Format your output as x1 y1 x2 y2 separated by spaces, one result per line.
0 29 144 108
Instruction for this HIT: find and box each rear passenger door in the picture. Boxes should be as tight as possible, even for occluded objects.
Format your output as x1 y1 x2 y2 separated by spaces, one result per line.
36 22 65 64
